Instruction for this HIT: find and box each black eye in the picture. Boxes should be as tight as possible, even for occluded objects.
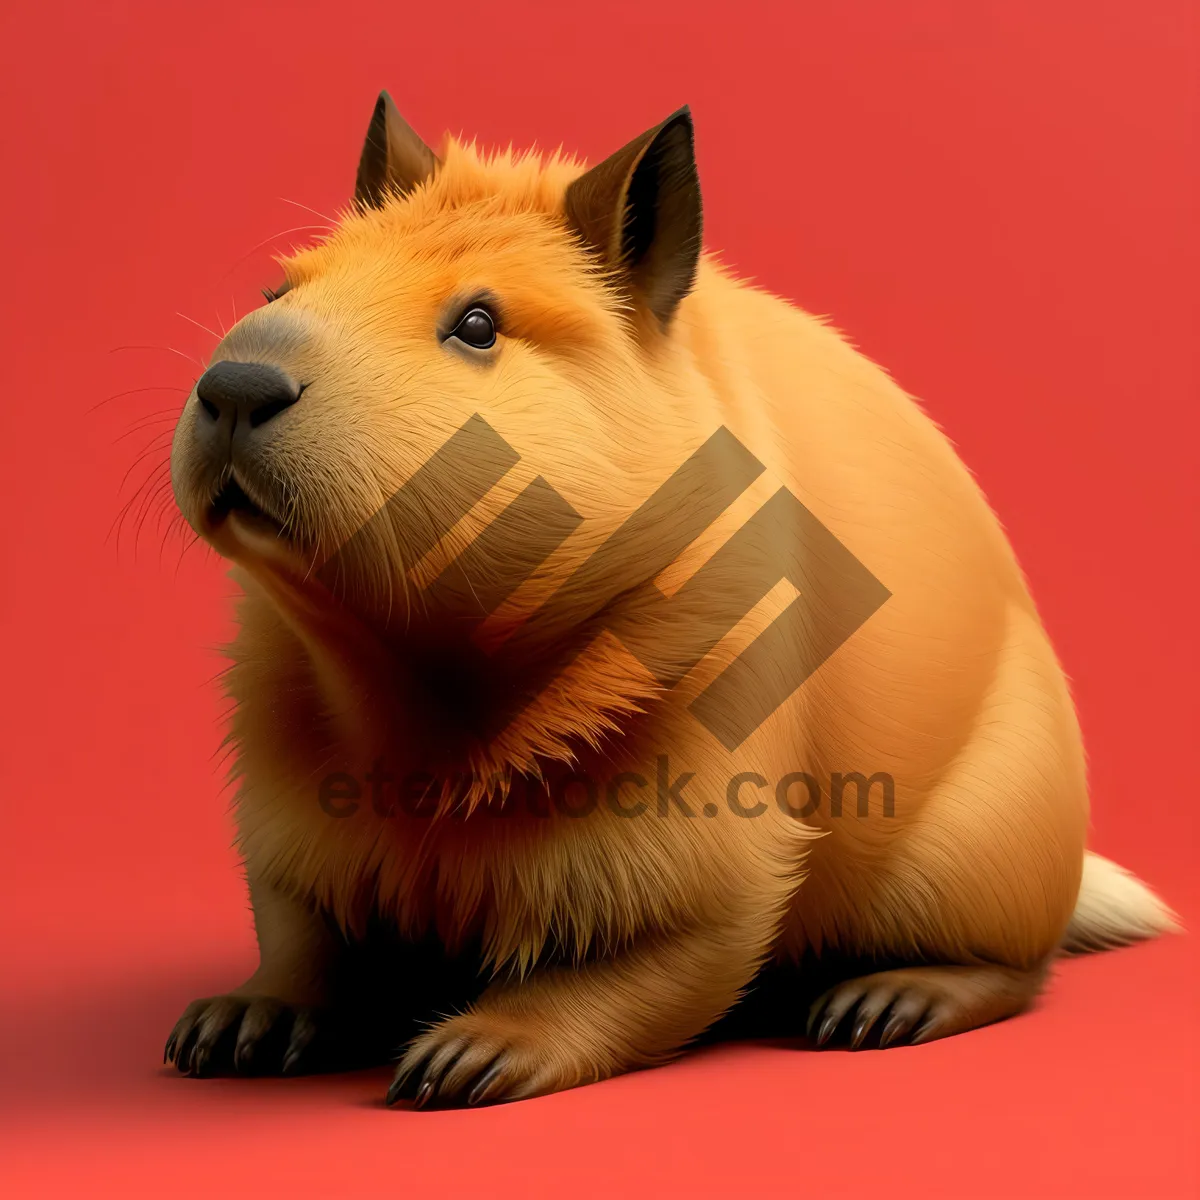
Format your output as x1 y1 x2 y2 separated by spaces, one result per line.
448 306 497 350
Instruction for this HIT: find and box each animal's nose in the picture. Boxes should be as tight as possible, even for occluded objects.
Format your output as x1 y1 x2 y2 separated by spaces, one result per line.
196 361 303 430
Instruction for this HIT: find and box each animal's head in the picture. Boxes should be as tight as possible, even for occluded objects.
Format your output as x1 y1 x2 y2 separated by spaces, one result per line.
169 95 765 780
171 94 712 627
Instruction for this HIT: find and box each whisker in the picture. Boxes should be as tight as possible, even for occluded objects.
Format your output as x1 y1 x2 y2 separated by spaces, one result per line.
110 344 203 369
278 197 338 224
88 384 190 415
119 431 174 480
215 223 333 287
110 457 172 552
175 311 221 340
112 456 174 554
131 476 178 555
172 530 204 578
153 505 191 566
113 415 181 445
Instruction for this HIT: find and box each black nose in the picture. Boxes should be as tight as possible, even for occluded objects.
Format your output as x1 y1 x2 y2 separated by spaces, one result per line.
196 361 303 430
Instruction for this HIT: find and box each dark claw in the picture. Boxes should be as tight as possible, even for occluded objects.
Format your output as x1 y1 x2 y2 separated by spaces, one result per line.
282 1012 317 1075
386 1043 434 1108
878 1016 906 1048
910 1017 939 1045
804 1006 820 1040
879 1009 920 1048
167 996 344 1079
175 1027 200 1075
850 1011 874 1049
166 1001 207 1071
815 1010 841 1046
193 1045 212 1077
410 1038 470 1109
467 1061 506 1107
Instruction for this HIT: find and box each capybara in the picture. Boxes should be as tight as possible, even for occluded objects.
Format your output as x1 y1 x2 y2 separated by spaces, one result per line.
166 93 1177 1106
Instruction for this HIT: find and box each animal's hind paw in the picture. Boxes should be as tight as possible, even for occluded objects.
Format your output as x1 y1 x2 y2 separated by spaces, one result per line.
807 977 945 1050
805 962 1046 1050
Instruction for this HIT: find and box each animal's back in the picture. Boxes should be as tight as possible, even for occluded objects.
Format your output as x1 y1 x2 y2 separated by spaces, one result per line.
682 262 1093 962
686 261 1028 770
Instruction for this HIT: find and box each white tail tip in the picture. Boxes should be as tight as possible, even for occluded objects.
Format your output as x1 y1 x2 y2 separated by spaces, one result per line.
1061 852 1182 955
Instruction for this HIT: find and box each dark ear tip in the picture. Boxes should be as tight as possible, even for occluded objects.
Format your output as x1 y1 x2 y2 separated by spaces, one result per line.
656 106 695 147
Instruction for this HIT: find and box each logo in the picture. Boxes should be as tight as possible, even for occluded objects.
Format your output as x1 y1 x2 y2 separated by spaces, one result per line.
319 415 890 750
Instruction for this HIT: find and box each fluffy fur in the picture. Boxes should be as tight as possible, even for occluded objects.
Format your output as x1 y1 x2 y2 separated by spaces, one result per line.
165 105 1177 1105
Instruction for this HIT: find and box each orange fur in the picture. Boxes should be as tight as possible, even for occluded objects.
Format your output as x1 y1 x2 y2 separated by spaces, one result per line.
166 109 1177 1104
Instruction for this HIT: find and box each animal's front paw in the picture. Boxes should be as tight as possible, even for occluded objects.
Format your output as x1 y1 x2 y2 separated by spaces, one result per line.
388 1011 594 1108
165 994 329 1077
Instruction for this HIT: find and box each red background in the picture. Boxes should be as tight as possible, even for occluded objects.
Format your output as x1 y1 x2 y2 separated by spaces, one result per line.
1 1 1195 1195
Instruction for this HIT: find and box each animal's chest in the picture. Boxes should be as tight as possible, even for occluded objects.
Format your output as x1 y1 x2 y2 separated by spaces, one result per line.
236 789 671 974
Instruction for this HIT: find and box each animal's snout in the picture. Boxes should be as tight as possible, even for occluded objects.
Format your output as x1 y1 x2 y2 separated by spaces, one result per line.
196 361 303 431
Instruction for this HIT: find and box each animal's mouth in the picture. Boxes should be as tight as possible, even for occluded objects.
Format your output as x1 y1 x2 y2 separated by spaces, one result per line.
205 475 284 536
197 470 342 618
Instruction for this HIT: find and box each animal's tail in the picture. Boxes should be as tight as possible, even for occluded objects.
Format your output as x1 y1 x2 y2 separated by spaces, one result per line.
1061 851 1181 955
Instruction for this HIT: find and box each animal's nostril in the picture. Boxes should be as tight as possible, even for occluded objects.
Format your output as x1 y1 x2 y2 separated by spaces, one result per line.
249 381 307 428
195 361 304 429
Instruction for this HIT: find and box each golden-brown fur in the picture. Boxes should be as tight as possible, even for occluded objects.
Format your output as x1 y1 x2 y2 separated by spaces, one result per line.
165 101 1177 1104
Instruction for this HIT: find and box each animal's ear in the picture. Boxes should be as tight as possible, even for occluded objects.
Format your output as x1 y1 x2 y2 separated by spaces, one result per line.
353 91 440 210
564 106 702 329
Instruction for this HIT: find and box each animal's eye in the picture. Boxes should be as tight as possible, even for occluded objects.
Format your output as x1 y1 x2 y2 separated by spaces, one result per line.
447 306 497 350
